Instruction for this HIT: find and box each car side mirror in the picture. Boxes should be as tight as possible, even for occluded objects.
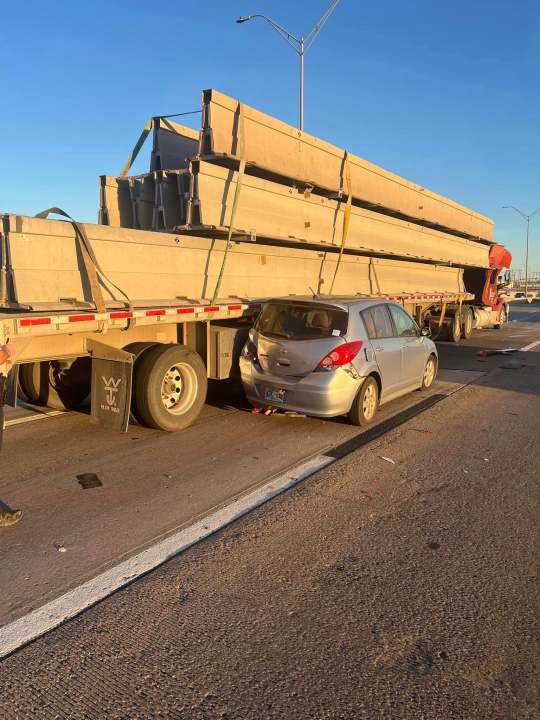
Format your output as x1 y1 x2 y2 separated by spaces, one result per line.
420 326 432 337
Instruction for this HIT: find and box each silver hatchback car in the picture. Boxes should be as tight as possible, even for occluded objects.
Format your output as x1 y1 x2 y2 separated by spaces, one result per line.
240 297 438 425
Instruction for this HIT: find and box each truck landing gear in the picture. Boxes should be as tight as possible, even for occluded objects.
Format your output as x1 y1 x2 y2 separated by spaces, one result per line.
494 306 507 329
461 307 473 339
449 311 462 343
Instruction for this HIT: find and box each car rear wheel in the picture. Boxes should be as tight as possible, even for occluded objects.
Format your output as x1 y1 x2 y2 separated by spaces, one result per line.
422 354 437 389
348 376 379 427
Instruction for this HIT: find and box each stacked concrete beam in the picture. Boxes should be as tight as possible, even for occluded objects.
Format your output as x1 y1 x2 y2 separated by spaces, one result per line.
3 215 466 310
99 171 188 231
199 89 494 243
149 118 199 173
183 160 491 268
88 87 496 308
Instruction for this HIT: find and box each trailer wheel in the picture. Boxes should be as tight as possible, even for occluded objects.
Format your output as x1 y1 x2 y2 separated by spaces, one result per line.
461 307 473 339
18 362 50 406
133 344 207 431
50 357 91 409
123 342 160 424
494 306 507 329
19 359 91 410
449 311 462 343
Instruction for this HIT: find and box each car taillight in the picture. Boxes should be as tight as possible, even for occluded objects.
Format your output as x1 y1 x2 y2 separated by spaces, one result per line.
318 340 363 370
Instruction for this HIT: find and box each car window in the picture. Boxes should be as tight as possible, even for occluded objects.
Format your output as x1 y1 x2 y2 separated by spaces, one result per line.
256 302 348 340
361 305 394 339
388 305 418 337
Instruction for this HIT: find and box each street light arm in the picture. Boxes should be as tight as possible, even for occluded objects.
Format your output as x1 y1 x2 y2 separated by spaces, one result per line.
304 0 341 52
502 205 529 221
238 14 301 51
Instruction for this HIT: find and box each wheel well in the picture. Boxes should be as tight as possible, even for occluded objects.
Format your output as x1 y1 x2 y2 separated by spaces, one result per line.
368 371 382 395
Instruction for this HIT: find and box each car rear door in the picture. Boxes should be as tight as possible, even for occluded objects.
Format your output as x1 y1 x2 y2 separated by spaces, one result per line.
387 304 426 387
361 304 403 398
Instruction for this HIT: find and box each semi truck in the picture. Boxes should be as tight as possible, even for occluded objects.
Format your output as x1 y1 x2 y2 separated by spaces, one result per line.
0 89 511 434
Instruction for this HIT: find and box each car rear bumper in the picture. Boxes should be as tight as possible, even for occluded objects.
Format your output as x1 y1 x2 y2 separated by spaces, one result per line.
239 357 360 417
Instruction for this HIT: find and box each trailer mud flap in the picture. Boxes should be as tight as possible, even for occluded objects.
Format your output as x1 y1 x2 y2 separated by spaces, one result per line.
87 340 133 432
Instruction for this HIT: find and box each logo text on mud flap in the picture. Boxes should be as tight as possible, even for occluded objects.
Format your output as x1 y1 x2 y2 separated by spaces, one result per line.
102 376 122 410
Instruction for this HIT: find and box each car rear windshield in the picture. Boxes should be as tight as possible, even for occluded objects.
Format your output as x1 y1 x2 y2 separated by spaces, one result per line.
256 302 348 340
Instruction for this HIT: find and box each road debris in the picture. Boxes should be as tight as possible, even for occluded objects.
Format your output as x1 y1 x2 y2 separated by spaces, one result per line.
476 348 518 358
77 473 103 489
361 489 374 500
251 406 306 418
379 456 396 464
54 543 67 553
0 510 23 528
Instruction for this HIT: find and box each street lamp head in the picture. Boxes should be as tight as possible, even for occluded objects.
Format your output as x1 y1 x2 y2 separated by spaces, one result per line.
236 16 252 23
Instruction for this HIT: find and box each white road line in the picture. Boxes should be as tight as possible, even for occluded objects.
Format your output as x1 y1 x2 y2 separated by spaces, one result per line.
5 408 66 427
520 340 540 352
0 453 334 660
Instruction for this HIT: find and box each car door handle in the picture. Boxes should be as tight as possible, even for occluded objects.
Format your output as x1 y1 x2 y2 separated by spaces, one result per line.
277 359 290 366
374 346 384 351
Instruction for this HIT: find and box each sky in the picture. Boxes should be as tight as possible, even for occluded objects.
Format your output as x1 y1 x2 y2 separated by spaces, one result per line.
1 0 538 274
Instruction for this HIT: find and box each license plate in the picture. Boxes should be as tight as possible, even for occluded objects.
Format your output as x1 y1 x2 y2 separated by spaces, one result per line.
264 387 286 403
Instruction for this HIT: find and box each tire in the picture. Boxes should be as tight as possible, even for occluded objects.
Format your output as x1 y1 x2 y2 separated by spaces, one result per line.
123 342 160 424
18 362 50 405
422 354 438 389
50 357 91 409
133 344 207 431
348 375 379 427
448 311 462 343
19 359 91 410
494 306 506 329
461 307 473 339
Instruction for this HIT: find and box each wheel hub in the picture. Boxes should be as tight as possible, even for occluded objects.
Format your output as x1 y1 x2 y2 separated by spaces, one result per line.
161 366 184 410
363 384 377 420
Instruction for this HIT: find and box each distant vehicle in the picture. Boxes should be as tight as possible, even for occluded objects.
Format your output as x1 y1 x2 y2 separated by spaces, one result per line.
240 297 438 426
515 292 526 299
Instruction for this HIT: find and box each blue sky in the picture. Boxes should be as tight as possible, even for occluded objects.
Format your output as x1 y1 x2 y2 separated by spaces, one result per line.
1 0 538 273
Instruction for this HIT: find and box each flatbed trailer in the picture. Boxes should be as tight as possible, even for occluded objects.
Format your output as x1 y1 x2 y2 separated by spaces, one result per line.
1 283 477 433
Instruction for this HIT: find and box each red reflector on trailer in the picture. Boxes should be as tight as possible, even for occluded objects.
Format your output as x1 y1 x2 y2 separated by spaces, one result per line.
146 309 166 316
110 311 133 319
228 304 242 311
69 314 95 323
177 307 195 314
204 306 220 312
20 317 51 327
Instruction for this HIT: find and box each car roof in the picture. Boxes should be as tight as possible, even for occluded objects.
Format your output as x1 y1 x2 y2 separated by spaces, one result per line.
264 295 398 312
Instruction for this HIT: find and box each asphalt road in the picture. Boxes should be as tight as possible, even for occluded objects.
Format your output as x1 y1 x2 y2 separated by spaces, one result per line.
0 302 539 718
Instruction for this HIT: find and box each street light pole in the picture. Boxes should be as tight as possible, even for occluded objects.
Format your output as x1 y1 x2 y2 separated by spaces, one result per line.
299 37 304 131
236 1 340 131
503 205 540 297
